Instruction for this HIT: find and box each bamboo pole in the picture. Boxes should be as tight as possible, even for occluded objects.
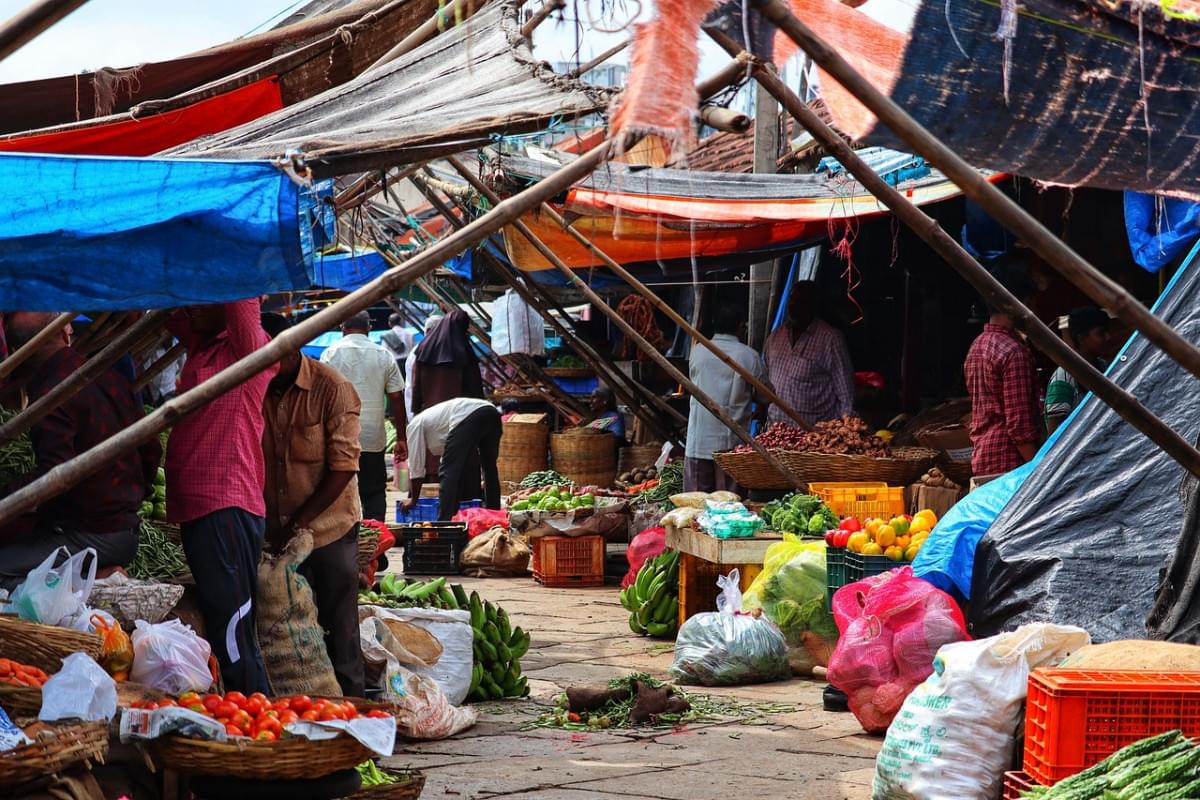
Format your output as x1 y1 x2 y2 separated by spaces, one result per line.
703 28 1200 479
749 0 1200 384
0 0 89 63
0 138 622 526
567 40 629 79
133 340 185 393
447 154 815 432
0 312 74 383
699 105 751 134
71 312 113 353
448 159 802 487
369 0 477 69
404 175 680 435
80 313 137 357
518 0 564 40
0 310 169 445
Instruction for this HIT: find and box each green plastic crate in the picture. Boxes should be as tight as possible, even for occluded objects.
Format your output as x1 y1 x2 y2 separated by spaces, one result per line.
826 547 851 613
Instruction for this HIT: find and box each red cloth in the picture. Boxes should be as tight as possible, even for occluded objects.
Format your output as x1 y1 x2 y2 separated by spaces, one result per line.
0 78 283 157
964 323 1041 475
1 347 159 532
166 299 277 523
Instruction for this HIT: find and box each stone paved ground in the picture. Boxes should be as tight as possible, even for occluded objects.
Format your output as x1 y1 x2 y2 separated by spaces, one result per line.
379 576 879 800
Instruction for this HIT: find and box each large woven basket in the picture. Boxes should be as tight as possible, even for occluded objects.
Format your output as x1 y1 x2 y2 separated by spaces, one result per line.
498 421 549 484
711 449 793 490
144 732 374 779
0 616 102 673
0 721 108 789
618 443 662 474
346 768 425 799
0 684 42 717
778 446 938 487
551 430 616 488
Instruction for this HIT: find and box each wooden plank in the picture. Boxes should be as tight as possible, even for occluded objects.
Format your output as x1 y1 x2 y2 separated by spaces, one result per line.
666 524 781 565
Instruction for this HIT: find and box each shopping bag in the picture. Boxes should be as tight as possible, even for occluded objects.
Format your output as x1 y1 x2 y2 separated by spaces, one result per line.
9 547 97 628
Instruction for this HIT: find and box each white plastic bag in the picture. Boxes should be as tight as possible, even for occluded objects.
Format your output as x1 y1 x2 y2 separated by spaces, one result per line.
872 623 1091 800
39 653 117 722
9 547 96 627
359 606 472 704
130 619 213 695
382 664 478 740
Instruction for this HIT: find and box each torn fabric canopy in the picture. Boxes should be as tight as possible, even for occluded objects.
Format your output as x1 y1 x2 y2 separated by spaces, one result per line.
0 153 312 311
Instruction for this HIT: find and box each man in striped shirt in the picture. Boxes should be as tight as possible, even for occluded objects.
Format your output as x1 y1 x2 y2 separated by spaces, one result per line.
1045 307 1111 433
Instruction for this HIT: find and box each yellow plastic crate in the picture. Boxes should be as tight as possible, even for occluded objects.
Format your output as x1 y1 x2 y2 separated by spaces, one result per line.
808 481 905 520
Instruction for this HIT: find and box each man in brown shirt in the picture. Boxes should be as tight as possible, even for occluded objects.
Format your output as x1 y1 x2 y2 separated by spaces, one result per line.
260 313 365 696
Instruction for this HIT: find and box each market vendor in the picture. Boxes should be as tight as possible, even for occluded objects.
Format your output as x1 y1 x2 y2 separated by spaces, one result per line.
1045 306 1112 433
0 312 160 590
764 281 855 426
401 397 502 520
260 313 365 697
583 386 626 442
685 304 765 493
167 298 275 695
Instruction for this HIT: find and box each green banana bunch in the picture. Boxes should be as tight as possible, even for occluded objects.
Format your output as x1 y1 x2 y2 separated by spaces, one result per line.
360 575 468 610
466 590 530 702
620 550 680 639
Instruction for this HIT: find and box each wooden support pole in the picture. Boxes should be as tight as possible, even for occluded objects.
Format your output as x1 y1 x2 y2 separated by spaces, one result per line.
0 312 74 383
704 28 1200 479
370 0 478 69
71 312 113 353
0 0 89 63
699 105 751 134
749 0 1200 384
448 158 802 487
518 0 564 40
0 310 169 445
447 154 814 432
0 138 622 526
567 40 629 79
133 340 185 393
81 313 137 357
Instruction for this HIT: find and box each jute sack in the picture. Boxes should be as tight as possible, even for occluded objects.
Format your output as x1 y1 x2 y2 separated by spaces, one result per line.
461 527 530 577
256 531 340 696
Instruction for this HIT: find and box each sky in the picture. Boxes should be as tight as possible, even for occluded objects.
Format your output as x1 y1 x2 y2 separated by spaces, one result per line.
0 0 727 84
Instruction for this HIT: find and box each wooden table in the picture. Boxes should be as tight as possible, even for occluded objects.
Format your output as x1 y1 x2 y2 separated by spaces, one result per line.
665 524 782 627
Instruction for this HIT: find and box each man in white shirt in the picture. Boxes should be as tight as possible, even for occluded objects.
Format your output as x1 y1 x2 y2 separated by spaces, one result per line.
400 397 501 520
320 311 407 521
685 304 768 494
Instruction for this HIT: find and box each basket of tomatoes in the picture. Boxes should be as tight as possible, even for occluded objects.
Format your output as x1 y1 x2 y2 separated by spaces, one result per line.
136 691 388 779
0 658 49 717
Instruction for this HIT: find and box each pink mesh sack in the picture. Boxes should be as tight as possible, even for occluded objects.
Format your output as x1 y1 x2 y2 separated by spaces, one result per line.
622 528 667 588
451 508 510 539
827 567 968 733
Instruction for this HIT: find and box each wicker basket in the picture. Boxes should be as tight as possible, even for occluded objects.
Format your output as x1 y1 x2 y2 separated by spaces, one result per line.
618 443 662 475
544 366 594 378
144 732 374 779
357 525 381 571
778 447 938 487
711 449 793 490
550 430 617 488
0 721 108 789
0 684 41 717
0 616 102 673
498 421 549 484
346 768 425 799
939 456 973 487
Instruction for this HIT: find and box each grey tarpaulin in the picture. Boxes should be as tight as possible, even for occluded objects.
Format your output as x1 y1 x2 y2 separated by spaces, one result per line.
969 245 1200 642
171 1 613 163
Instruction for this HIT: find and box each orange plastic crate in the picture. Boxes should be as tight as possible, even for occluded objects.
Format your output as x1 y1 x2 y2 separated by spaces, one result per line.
532 535 605 587
677 553 761 628
808 482 905 520
1002 771 1043 800
1024 668 1200 785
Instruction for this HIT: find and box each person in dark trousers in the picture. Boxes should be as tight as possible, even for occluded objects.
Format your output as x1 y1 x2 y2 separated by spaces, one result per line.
400 397 502 520
167 298 275 695
0 312 160 590
260 314 366 697
320 311 407 522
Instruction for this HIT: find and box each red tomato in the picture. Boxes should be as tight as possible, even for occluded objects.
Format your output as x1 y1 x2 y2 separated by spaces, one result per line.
178 691 201 706
365 710 390 719
203 695 222 713
215 701 238 719
185 702 206 714
278 710 299 726
243 696 267 715
823 530 836 546
255 730 278 742
223 691 247 707
300 709 320 721
230 710 253 731
341 703 358 720
158 698 177 707
289 695 313 713
225 723 244 737
249 692 269 705
833 529 852 548
260 709 279 720
271 699 291 712
256 717 283 737
318 705 341 722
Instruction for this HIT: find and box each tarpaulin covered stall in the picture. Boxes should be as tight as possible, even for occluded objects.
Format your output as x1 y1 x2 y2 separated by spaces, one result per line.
967 242 1200 642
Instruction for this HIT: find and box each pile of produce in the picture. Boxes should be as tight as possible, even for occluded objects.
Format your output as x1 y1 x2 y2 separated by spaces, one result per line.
129 691 389 739
0 659 48 688
509 487 596 512
357 762 418 789
760 493 839 536
620 550 680 638
0 406 35 485
1021 729 1200 799
829 509 937 562
129 519 187 581
468 592 530 701
734 416 888 457
138 466 168 522
918 466 961 490
632 462 683 504
359 575 463 610
617 464 658 490
551 354 587 369
518 470 569 489
491 380 540 398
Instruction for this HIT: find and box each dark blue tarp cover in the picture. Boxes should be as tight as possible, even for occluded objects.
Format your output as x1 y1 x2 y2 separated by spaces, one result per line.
311 247 388 292
0 152 311 310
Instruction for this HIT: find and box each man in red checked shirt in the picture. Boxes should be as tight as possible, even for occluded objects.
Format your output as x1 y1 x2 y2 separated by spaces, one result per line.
964 263 1044 477
167 298 276 695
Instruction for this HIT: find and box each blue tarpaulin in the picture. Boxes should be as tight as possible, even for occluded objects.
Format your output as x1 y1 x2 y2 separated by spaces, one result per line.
311 247 388 292
1125 191 1200 273
0 152 311 310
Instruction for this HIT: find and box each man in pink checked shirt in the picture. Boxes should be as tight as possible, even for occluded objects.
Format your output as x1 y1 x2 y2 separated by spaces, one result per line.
166 298 277 694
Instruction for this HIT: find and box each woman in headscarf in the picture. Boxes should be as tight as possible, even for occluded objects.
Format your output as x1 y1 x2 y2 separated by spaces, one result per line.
583 386 626 443
410 310 485 505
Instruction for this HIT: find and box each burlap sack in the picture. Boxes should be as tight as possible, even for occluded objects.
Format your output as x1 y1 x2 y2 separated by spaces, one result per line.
461 527 531 577
256 532 340 696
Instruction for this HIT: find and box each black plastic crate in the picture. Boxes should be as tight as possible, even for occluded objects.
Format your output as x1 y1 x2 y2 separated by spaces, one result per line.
399 522 468 575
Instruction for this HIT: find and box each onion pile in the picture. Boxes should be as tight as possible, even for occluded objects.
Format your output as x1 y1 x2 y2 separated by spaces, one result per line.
734 416 889 457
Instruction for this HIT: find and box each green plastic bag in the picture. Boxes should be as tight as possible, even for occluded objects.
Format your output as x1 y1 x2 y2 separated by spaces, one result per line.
742 536 839 674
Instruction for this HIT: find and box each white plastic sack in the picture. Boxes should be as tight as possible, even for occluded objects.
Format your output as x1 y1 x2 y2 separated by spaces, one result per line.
39 653 117 722
9 547 96 628
490 289 544 356
361 606 472 704
380 665 477 740
130 619 213 695
872 623 1091 800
